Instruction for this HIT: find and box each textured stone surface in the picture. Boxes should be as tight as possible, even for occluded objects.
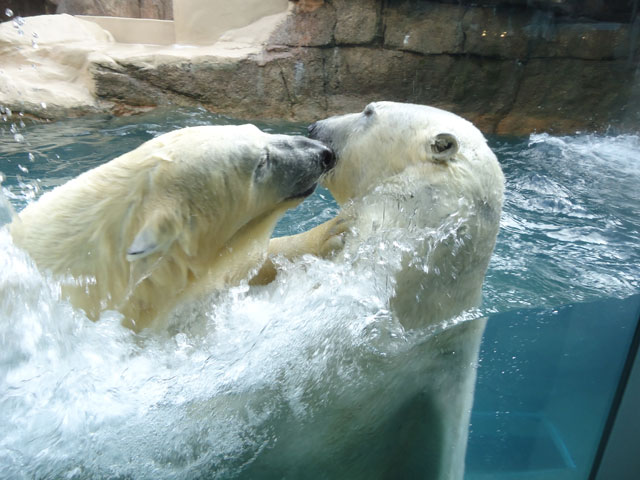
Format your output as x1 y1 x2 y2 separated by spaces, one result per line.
1 2 638 134
528 22 633 60
0 0 56 17
0 14 114 118
269 0 335 47
385 2 465 54
334 0 379 45
497 58 640 133
462 6 531 59
55 0 173 20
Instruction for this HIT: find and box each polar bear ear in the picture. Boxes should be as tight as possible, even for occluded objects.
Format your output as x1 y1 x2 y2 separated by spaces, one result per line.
429 133 459 162
126 211 178 262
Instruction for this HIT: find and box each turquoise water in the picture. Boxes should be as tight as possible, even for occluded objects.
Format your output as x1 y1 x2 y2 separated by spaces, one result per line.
1 108 639 479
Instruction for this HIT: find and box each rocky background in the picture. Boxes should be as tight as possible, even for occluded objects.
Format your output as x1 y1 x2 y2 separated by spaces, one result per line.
249 0 640 133
0 0 173 19
1 0 639 134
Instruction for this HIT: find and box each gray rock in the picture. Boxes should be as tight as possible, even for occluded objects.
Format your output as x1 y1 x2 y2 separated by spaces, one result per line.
384 2 465 55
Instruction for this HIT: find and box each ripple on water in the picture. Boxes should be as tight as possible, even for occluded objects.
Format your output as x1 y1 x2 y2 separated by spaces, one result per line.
0 112 639 478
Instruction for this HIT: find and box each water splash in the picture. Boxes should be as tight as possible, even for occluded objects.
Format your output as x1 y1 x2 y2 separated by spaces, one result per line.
0 174 16 225
0 218 454 478
1 111 639 478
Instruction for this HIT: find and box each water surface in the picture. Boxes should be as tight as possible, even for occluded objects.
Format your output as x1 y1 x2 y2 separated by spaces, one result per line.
1 108 638 479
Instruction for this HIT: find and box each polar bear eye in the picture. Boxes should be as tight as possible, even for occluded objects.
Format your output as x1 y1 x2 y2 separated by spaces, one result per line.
254 150 270 179
363 104 376 118
262 150 271 167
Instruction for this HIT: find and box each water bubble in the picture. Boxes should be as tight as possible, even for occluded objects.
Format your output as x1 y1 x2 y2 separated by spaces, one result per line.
28 152 35 162
14 133 25 143
0 172 5 183
5 107 11 117
31 39 38 49
18 164 29 174
32 32 39 39
5 8 12 17
40 102 47 109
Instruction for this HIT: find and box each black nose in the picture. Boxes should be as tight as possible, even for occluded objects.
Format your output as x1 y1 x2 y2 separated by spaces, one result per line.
320 146 336 171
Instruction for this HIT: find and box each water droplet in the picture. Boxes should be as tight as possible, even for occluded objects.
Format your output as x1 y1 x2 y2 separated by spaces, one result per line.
32 32 38 39
18 164 29 173
0 172 5 183
31 39 38 49
40 102 47 109
4 8 12 17
28 152 35 162
5 107 11 117
14 133 24 142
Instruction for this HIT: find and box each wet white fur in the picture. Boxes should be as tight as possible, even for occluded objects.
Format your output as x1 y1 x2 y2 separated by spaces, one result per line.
10 125 311 331
266 102 504 478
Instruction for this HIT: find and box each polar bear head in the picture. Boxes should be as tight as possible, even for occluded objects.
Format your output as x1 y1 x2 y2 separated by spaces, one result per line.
124 124 336 262
11 123 335 330
307 102 504 328
308 101 502 207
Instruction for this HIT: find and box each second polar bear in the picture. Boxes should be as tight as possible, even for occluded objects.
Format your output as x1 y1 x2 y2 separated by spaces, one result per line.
257 102 504 479
10 124 334 331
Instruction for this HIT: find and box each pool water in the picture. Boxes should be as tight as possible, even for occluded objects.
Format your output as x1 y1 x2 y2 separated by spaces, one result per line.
1 108 639 479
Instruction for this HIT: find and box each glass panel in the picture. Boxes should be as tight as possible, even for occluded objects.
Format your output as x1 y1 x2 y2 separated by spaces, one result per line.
467 295 640 479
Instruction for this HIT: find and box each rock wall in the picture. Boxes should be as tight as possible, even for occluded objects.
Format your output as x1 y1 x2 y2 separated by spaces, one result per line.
0 1 57 17
1 1 638 134
55 0 173 20
0 0 174 19
90 0 640 133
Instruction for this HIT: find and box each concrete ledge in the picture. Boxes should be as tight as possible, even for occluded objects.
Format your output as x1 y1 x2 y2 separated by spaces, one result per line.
77 16 175 45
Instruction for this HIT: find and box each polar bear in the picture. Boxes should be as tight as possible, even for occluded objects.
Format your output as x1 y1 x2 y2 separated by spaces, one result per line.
255 102 504 479
9 124 334 332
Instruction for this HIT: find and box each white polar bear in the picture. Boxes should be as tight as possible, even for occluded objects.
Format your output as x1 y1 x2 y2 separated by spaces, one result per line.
256 102 504 479
9 124 334 331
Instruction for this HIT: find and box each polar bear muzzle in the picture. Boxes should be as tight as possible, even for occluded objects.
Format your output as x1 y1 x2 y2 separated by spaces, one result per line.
268 136 336 201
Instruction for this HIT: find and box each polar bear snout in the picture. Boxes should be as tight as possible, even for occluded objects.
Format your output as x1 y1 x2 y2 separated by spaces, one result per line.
307 119 348 160
290 135 336 172
271 136 335 200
